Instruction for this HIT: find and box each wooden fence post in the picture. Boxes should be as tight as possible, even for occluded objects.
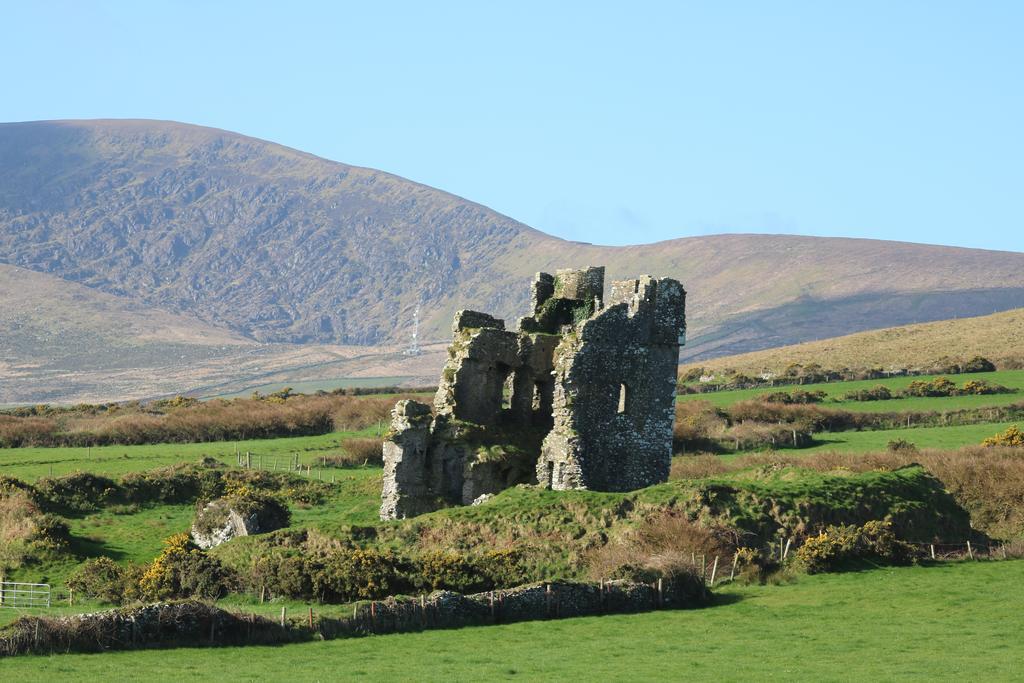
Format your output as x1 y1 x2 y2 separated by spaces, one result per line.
280 606 287 627
308 607 314 629
730 553 739 582
709 556 719 587
967 540 974 560
545 584 552 618
783 539 791 561
657 578 663 607
930 544 936 560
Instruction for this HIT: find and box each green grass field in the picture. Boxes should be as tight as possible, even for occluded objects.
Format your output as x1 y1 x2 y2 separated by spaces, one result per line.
0 428 380 482
3 560 1020 681
799 421 1019 453
680 369 1024 412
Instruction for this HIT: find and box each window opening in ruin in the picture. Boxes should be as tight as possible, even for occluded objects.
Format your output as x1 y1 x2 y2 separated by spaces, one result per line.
546 461 555 489
618 383 628 414
502 373 513 410
532 382 542 411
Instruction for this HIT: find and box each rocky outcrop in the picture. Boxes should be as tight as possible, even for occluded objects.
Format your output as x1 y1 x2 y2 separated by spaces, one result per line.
191 496 290 549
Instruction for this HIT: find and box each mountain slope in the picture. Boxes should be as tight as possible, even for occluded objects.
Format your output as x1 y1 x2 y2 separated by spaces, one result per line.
0 261 450 404
1 119 1023 368
680 308 1024 376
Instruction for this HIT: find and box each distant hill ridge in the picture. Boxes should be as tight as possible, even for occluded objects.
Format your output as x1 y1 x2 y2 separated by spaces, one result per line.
2 119 1024 365
681 308 1024 377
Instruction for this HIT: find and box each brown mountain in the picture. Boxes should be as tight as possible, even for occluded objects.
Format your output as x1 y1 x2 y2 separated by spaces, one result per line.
2 119 1023 401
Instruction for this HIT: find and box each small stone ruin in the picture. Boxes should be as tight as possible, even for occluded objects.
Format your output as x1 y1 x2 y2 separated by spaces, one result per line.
191 496 289 549
380 266 686 520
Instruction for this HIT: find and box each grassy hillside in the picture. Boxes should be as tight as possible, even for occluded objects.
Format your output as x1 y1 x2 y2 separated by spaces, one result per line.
4 561 1021 680
681 308 1024 377
3 120 1024 403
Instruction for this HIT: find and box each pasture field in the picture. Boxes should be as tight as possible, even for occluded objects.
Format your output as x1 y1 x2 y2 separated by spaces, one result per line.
679 369 1024 412
0 428 380 482
800 421 1019 454
2 560 1021 681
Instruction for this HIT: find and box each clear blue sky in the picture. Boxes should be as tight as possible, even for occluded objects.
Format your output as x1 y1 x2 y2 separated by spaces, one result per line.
3 1 1022 251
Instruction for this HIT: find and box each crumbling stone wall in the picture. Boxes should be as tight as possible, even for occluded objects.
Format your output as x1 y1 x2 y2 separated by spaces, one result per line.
381 266 685 520
536 276 686 491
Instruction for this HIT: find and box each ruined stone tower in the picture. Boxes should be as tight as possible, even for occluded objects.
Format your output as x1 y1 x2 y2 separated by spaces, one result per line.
380 266 686 520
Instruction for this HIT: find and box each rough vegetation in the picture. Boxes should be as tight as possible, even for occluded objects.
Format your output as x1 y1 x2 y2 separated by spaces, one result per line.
0 481 70 571
0 392 409 448
674 397 1024 454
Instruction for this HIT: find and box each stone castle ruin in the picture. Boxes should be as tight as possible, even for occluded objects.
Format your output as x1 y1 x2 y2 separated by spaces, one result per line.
380 266 686 520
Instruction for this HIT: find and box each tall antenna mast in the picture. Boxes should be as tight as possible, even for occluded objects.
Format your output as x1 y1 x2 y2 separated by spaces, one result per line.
403 304 422 356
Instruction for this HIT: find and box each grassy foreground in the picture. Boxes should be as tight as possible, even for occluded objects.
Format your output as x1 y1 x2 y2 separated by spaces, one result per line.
3 560 1020 681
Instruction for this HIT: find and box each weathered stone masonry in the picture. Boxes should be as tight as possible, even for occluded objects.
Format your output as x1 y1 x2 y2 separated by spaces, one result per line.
381 266 686 520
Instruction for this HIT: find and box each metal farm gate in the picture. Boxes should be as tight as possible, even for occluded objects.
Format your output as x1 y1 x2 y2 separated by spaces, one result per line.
0 581 51 608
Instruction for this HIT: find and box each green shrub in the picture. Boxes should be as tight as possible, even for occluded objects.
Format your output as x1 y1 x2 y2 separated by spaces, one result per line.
67 558 135 604
963 356 997 373
35 472 119 512
982 425 1024 447
414 551 486 593
842 385 893 401
901 377 959 398
960 379 1013 395
307 549 403 602
887 439 918 454
761 390 827 404
794 520 914 574
139 533 235 601
251 554 312 599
